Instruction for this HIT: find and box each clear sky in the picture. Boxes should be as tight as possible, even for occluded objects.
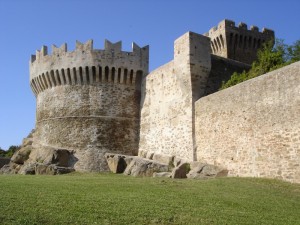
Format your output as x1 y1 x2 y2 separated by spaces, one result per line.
0 0 299 150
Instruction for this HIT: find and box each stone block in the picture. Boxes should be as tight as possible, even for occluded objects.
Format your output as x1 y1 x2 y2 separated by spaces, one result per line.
171 163 190 179
105 153 135 173
124 157 169 177
152 153 174 166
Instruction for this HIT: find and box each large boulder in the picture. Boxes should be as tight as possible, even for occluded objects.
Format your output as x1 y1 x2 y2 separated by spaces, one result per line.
171 163 191 179
105 153 135 173
187 162 228 179
18 163 36 175
10 146 32 165
124 157 169 177
152 153 174 166
29 147 72 167
35 164 75 175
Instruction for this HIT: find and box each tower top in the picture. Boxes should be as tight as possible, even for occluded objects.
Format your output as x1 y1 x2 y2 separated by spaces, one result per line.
204 19 275 64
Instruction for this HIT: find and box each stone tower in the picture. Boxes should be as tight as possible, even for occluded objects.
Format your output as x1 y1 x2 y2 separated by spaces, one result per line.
205 19 275 64
29 40 149 171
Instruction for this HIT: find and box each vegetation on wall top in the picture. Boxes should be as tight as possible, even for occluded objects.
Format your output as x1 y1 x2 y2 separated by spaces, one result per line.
221 39 300 89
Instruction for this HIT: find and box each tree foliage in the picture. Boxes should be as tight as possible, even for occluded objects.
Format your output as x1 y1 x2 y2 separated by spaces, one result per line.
221 38 300 89
0 145 20 157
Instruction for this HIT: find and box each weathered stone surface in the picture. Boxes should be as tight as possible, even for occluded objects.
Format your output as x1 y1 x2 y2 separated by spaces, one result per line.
22 138 33 147
171 163 190 179
152 153 174 166
105 153 134 173
138 150 147 158
124 157 169 177
153 172 172 178
10 146 32 165
30 41 149 172
146 151 154 160
19 163 36 175
28 147 72 167
187 163 228 179
35 164 75 175
0 164 15 174
195 61 300 183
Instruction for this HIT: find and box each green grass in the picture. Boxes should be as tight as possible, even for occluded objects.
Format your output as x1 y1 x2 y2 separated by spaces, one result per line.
0 173 299 225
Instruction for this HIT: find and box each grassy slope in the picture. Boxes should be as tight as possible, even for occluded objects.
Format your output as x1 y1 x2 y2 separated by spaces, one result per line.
0 174 299 225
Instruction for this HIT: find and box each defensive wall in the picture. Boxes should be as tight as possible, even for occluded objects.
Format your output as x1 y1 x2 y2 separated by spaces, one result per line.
139 31 250 161
195 61 300 183
25 19 300 182
30 40 149 171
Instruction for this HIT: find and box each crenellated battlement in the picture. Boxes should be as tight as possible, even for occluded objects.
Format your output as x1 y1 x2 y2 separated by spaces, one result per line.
30 40 149 95
207 19 274 36
205 19 275 64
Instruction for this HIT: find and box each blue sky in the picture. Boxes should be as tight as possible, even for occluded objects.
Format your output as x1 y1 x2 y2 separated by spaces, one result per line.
0 0 299 149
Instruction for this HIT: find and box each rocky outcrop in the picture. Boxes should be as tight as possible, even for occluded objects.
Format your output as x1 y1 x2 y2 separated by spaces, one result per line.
0 130 76 175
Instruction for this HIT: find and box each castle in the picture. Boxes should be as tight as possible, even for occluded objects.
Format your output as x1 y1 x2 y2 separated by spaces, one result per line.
27 19 299 183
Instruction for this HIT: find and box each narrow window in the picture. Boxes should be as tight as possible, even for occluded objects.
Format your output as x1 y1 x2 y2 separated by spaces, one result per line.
239 35 243 48
61 69 66 84
248 37 252 48
124 69 128 84
73 68 77 84
243 36 247 49
85 66 90 84
135 70 143 91
253 38 257 49
42 73 48 88
67 68 71 84
112 67 115 83
92 66 96 82
229 33 233 47
220 35 224 48
51 70 56 86
98 66 102 82
129 70 134 84
216 37 221 50
214 39 218 51
211 42 216 53
79 67 83 83
56 70 61 85
46 72 52 87
118 68 121 83
105 66 109 82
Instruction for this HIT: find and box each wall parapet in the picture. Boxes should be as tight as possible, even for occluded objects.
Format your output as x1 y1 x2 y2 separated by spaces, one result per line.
30 40 149 96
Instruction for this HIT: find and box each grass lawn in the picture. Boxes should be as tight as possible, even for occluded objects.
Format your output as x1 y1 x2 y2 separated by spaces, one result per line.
0 173 299 225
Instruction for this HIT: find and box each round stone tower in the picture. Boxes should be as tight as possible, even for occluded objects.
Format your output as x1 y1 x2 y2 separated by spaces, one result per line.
29 39 149 171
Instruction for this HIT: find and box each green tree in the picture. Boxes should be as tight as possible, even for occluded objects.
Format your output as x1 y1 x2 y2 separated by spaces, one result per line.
5 145 20 157
287 40 300 63
221 38 299 90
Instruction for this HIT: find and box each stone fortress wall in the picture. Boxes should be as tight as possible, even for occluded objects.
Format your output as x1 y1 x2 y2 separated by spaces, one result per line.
195 61 300 183
29 40 149 171
27 19 299 183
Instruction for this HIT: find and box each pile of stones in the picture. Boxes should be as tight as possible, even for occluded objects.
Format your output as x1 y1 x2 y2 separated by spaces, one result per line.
0 131 75 175
105 152 228 179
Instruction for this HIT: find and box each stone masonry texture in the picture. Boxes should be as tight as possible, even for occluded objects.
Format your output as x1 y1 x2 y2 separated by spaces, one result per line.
27 19 299 183
195 61 300 183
